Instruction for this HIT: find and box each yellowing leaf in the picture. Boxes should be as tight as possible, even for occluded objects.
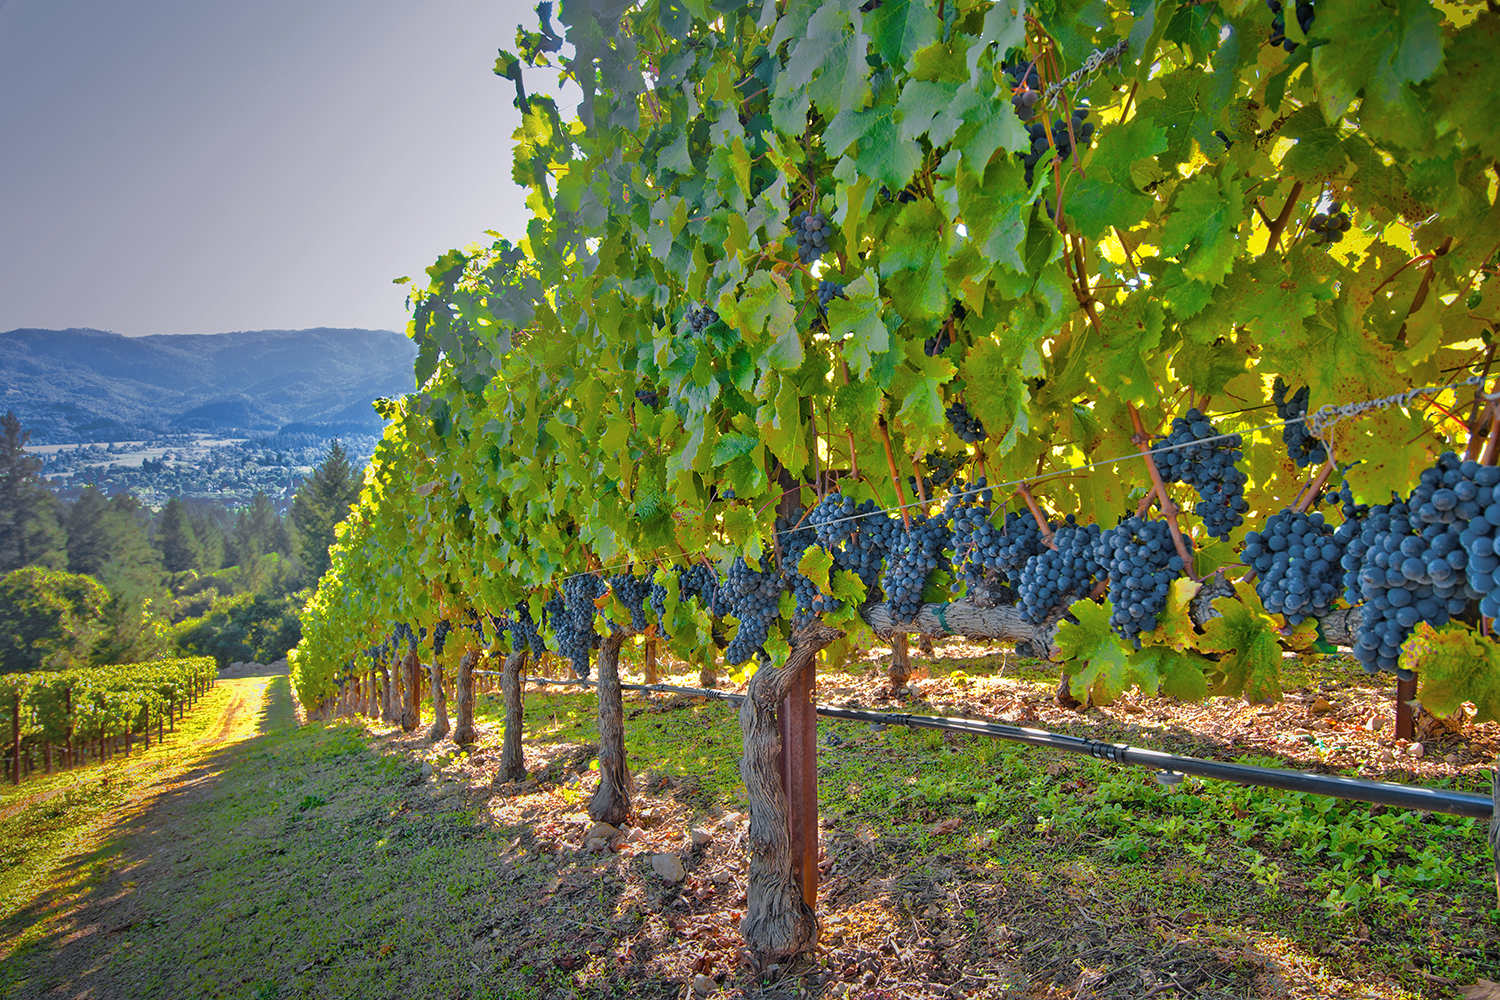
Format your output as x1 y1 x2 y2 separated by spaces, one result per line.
1404 622 1500 724
1197 587 1283 704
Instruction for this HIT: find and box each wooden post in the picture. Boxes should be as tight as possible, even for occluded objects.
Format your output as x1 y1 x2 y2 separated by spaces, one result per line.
499 649 528 782
644 638 658 685
142 706 150 750
64 688 73 769
777 663 819 913
889 633 912 688
1396 676 1417 741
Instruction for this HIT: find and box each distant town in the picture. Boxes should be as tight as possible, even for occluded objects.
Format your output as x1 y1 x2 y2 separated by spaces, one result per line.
27 432 377 511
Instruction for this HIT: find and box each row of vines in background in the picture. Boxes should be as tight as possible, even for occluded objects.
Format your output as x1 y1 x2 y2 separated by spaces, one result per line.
0 657 217 783
292 0 1500 728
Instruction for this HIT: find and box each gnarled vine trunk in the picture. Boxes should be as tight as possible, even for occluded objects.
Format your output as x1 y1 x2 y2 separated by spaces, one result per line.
499 648 528 782
888 633 911 687
739 621 843 962
643 638 658 685
427 654 450 743
453 650 478 747
588 631 630 825
380 663 395 723
401 647 421 732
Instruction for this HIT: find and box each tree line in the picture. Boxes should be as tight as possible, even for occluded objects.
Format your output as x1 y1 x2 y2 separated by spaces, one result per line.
0 410 362 674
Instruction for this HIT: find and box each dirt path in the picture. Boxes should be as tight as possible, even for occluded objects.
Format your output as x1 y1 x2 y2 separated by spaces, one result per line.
0 668 290 999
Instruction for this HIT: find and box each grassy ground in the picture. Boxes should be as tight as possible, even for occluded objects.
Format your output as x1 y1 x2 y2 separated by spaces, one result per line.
0 650 1495 1000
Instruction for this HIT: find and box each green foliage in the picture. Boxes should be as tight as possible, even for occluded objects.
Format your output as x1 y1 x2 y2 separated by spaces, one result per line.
290 441 362 584
0 411 66 573
293 0 1500 713
175 592 304 668
0 567 110 674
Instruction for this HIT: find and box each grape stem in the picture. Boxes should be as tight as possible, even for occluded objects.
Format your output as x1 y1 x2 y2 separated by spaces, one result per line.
877 416 913 529
1262 180 1305 255
1016 482 1058 549
1482 399 1500 466
1395 237 1453 348
1127 404 1196 576
1465 345 1498 460
1292 458 1336 515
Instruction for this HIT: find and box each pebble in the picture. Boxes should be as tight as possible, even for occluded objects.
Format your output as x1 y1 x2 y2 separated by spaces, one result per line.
1311 696 1332 714
1408 742 1425 758
1374 750 1394 764
586 821 621 842
690 827 713 847
627 827 647 843
1444 753 1459 765
651 853 686 883
421 761 433 777
692 973 716 995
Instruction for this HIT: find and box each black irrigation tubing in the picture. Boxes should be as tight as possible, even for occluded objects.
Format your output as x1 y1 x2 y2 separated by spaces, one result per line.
474 673 1496 822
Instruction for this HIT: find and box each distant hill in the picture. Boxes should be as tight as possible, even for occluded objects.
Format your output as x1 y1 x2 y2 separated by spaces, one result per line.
0 327 417 443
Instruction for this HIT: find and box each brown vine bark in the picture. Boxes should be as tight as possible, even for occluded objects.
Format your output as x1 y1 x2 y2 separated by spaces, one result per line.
427 652 450 743
588 632 631 825
401 647 421 732
453 650 478 748
643 638 658 685
499 648 528 782
700 659 718 688
888 633 912 687
739 621 843 962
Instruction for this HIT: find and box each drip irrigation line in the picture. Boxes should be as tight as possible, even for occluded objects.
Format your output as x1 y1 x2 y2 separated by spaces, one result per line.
470 673 1495 822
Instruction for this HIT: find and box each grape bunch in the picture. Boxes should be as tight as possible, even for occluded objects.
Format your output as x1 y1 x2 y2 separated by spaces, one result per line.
610 572 651 632
635 388 659 408
687 303 719 333
1152 408 1249 540
1243 509 1345 625
946 401 987 443
1272 377 1328 468
779 531 826 628
553 575 608 677
1018 519 1104 623
1003 61 1043 121
909 452 961 498
949 492 1051 591
817 281 845 313
512 602 547 655
1266 0 1314 52
924 327 953 357
1021 111 1096 186
392 622 415 651
1339 453 1490 676
1099 516 1191 644
880 185 918 204
679 561 723 616
432 619 452 656
882 513 951 622
1308 203 1351 245
791 211 832 264
810 492 860 549
723 554 783 665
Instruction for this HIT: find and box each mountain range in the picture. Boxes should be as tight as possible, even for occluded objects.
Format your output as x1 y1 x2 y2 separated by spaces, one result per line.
0 327 417 443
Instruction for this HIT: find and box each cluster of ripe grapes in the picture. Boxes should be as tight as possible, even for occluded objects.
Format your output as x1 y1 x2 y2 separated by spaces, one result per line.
1021 111 1095 186
722 554 783 665
924 327 953 357
817 281 845 313
1308 204 1352 245
431 620 452 656
609 572 651 632
1099 516 1191 645
1338 453 1499 677
1003 61 1043 121
686 303 719 334
1272 377 1328 468
908 452 961 499
882 513 951 622
511 603 547 655
552 575 607 677
1244 509 1345 624
946 401 987 443
1018 519 1104 623
635 388 659 408
791 211 833 264
1266 0 1314 52
1152 408 1249 540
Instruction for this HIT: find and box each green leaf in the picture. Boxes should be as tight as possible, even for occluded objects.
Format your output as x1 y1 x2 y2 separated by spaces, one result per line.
880 200 956 319
797 545 834 593
1430 14 1500 164
825 272 890 378
1310 0 1443 122
865 0 941 70
1197 588 1283 703
1054 598 1134 707
1404 621 1500 724
826 100 925 191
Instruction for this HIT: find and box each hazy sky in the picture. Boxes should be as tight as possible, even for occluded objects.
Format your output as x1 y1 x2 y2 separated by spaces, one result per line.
0 0 572 337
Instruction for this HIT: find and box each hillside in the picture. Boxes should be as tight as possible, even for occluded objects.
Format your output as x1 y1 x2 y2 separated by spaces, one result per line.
0 327 416 442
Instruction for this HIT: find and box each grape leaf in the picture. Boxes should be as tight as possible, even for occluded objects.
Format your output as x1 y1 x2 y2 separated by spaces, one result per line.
1403 622 1500 724
1054 598 1133 706
1198 589 1283 703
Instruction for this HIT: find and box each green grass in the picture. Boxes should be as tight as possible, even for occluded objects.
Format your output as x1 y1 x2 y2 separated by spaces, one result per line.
0 658 1495 999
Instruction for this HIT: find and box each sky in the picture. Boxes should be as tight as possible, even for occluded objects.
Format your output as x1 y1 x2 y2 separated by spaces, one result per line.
0 0 574 337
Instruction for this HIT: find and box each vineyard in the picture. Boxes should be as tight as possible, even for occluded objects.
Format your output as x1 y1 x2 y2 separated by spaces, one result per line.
1 657 217 784
289 0 1500 968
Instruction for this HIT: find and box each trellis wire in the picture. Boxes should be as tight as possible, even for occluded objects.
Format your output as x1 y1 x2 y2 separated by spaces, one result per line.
468 672 1495 822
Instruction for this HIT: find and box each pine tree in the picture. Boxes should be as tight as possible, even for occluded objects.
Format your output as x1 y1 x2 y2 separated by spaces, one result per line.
157 497 202 574
290 441 362 583
0 411 67 572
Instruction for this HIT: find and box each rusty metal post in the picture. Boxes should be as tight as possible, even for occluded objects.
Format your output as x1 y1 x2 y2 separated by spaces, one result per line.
1395 676 1417 741
778 668 818 910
